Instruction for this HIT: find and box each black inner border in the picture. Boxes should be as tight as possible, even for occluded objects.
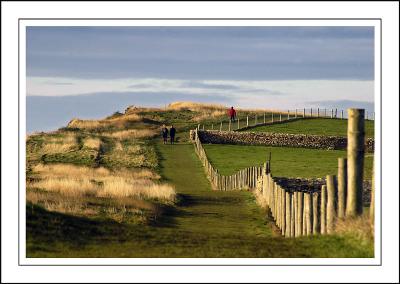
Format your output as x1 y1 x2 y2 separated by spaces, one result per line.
17 18 383 267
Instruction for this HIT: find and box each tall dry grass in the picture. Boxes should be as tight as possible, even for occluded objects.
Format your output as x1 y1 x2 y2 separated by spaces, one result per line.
42 143 76 153
192 110 227 122
33 163 110 179
114 141 124 151
32 163 160 180
83 137 101 150
29 178 97 197
26 187 158 222
29 176 174 201
41 134 77 153
67 113 142 130
167 101 226 111
29 164 172 202
102 129 157 140
167 101 284 115
98 177 175 201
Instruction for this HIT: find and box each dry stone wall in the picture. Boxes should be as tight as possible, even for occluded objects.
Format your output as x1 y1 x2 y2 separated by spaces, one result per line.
193 130 374 152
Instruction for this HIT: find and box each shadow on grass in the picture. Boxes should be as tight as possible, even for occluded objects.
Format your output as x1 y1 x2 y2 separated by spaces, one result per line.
177 193 243 207
26 204 129 251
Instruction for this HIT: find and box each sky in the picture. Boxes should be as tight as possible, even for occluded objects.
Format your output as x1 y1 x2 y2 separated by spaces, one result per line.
26 26 375 132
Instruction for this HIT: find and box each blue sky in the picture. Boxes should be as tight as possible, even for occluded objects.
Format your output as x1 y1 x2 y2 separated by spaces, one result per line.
26 26 375 132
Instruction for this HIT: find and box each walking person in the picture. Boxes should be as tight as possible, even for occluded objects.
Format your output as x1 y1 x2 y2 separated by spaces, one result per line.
169 125 176 145
161 125 168 144
228 106 236 122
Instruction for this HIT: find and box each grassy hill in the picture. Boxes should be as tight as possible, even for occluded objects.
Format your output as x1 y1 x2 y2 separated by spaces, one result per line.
26 102 374 258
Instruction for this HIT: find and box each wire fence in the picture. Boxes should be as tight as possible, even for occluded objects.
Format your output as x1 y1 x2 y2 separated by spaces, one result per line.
196 108 375 132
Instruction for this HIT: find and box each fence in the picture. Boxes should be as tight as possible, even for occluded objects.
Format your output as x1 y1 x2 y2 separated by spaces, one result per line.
192 108 373 238
196 108 374 133
193 128 268 191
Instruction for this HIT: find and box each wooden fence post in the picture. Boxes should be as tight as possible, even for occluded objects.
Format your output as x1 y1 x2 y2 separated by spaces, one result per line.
271 113 274 123
293 192 298 237
341 110 344 120
287 110 290 120
337 158 347 218
285 191 291 237
246 115 249 127
310 108 313 118
302 193 307 236
255 115 257 125
326 175 337 234
211 123 214 130
237 118 240 130
320 185 327 234
269 177 274 214
317 108 320 118
312 192 320 234
297 192 303 236
228 120 231 131
305 193 312 236
281 187 286 235
263 172 269 204
331 109 334 118
295 109 297 118
276 184 279 223
264 113 266 123
346 109 365 216
220 121 223 131
279 113 282 122
303 108 306 117
290 193 295 237
324 108 327 117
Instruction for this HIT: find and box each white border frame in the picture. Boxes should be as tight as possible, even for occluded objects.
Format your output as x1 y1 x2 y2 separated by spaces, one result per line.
18 18 381 266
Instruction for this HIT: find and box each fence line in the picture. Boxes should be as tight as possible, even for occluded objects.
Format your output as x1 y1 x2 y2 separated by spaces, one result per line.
193 129 268 191
192 108 373 238
196 108 374 132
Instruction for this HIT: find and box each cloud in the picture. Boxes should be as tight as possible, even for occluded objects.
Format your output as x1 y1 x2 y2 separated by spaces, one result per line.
309 100 375 114
45 81 74 85
26 26 374 80
180 81 241 90
26 76 374 111
127 83 154 89
29 77 289 97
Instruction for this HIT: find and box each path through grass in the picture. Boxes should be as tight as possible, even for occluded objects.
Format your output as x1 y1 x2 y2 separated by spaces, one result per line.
27 141 373 258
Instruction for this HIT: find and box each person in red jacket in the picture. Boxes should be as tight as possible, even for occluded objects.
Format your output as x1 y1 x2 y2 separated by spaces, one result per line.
228 106 236 122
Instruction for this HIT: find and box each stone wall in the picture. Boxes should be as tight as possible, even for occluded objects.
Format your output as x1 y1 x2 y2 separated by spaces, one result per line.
193 130 374 152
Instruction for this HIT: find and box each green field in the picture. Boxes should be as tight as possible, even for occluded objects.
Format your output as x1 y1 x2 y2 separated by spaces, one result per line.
203 144 374 180
241 118 375 138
